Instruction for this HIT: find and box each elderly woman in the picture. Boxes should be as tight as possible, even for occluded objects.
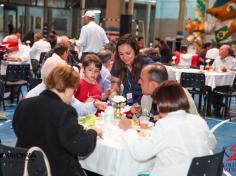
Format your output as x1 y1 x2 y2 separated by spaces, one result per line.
13 65 102 176
119 80 216 176
110 33 153 105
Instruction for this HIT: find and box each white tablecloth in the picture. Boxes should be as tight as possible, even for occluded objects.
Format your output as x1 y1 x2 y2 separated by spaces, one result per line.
166 66 236 89
79 122 155 176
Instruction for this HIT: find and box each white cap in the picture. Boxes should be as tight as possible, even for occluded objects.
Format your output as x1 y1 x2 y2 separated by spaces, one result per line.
206 48 219 60
82 10 95 18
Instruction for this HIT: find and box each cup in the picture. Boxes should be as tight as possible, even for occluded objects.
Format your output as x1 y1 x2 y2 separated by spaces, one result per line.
139 116 149 129
200 65 204 71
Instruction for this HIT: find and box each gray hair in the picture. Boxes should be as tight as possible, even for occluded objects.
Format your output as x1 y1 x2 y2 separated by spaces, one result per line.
146 63 168 84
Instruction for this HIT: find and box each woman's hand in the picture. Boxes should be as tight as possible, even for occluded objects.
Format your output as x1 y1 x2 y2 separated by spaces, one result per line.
119 117 132 130
130 103 142 115
94 100 107 111
91 127 103 139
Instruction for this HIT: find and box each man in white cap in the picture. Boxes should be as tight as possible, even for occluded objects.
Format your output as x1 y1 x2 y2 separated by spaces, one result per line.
77 10 109 61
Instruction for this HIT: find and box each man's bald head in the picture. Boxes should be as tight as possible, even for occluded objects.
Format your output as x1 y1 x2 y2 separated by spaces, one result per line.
57 35 69 47
138 63 168 95
219 44 230 59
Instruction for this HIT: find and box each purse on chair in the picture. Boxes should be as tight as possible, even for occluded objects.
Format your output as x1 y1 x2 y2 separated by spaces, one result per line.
0 144 51 176
23 146 51 176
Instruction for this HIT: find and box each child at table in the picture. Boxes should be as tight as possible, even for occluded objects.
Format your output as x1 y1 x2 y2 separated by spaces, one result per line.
74 54 102 102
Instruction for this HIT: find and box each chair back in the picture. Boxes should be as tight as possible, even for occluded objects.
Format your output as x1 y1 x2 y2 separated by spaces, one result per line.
187 150 225 176
30 59 40 77
231 76 236 91
180 72 205 90
6 64 30 82
39 52 47 65
0 144 49 176
28 78 42 90
0 76 4 106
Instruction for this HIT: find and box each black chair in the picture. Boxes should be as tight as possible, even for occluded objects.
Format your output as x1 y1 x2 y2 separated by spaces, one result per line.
213 77 236 120
187 150 225 176
30 59 40 78
0 144 49 176
180 72 208 118
39 52 47 66
0 75 4 108
3 64 30 109
28 78 42 90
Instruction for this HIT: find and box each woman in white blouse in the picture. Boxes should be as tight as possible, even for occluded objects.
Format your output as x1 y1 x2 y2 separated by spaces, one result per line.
119 80 217 176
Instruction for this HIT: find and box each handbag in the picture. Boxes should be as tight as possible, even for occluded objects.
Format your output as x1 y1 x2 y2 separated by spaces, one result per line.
23 146 51 176
0 144 51 176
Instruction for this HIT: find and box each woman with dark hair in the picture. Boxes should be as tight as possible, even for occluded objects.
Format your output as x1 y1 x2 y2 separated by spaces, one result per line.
119 80 216 176
110 33 153 104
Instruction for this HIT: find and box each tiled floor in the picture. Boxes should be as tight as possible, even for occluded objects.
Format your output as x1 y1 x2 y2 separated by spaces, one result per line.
0 93 236 175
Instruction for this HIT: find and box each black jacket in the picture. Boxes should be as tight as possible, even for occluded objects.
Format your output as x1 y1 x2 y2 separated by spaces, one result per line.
13 90 97 176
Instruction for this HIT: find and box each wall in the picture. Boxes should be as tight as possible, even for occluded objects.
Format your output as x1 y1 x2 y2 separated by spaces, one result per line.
154 0 196 40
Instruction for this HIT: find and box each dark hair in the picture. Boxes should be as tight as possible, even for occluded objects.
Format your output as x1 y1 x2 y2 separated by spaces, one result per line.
114 33 143 82
138 36 144 41
141 48 160 62
53 44 68 57
155 37 161 41
203 42 212 49
152 80 190 113
98 49 112 63
82 54 102 70
146 63 168 83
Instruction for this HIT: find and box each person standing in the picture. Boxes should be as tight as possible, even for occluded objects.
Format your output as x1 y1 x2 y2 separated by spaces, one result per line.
77 10 109 61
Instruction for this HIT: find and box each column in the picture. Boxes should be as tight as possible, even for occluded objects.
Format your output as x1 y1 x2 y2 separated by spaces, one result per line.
105 0 125 37
43 0 48 36
177 0 185 34
72 7 79 38
80 0 85 27
127 0 134 15
145 2 151 47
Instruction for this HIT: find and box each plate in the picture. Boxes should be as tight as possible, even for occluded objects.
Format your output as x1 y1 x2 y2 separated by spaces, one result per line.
132 120 154 129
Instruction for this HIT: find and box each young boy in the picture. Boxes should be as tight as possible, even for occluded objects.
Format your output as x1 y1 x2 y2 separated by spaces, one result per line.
74 54 102 102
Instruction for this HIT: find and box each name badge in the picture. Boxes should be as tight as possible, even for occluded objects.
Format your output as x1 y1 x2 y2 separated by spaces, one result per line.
126 92 133 105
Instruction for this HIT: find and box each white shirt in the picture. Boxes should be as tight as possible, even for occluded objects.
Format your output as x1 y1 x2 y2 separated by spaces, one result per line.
25 82 97 116
40 53 67 80
122 110 216 176
30 39 51 61
212 55 236 71
77 21 109 53
8 44 30 63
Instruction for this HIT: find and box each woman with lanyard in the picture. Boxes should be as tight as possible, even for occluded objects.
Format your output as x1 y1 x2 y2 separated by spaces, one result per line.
110 34 153 105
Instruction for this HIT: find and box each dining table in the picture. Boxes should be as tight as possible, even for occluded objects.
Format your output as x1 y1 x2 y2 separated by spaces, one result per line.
165 66 236 89
79 119 155 176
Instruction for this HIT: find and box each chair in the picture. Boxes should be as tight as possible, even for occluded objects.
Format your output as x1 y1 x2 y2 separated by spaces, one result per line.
0 144 50 176
213 77 236 120
30 59 40 78
187 149 225 176
180 72 208 118
0 75 5 108
28 78 42 90
3 64 30 109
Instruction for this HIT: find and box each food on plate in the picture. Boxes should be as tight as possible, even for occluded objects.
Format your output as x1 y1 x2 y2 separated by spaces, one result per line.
79 114 96 128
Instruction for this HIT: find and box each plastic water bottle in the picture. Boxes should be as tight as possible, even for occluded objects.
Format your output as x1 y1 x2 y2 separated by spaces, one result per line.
104 102 114 123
